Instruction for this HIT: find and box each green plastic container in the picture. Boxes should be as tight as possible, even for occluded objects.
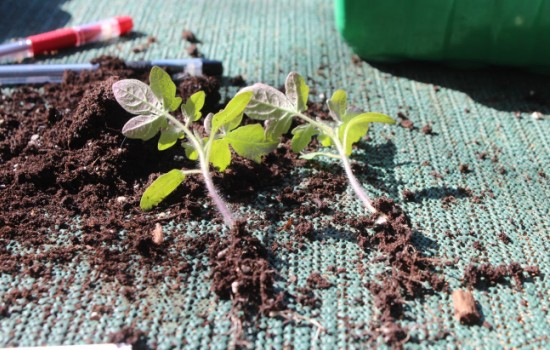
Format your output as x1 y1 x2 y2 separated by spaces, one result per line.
335 0 550 70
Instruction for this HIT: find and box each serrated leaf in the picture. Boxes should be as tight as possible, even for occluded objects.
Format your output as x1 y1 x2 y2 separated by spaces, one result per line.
150 66 182 112
112 79 163 115
212 92 252 133
210 139 231 171
183 142 198 160
342 106 362 123
140 169 186 210
122 114 166 141
265 115 293 139
182 91 206 122
158 124 182 150
285 72 309 112
318 133 333 147
239 84 294 121
225 124 279 163
327 90 347 121
339 112 395 155
291 124 317 153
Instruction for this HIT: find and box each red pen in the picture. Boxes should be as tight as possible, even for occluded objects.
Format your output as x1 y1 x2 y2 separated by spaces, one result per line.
0 16 133 62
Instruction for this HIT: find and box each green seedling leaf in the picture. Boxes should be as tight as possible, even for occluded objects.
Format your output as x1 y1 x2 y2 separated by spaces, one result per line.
318 133 333 147
212 92 252 133
265 115 293 139
291 124 317 153
327 89 347 121
122 114 166 141
239 84 294 121
285 72 309 112
112 79 163 115
183 142 198 160
339 112 395 155
182 91 206 122
225 124 279 163
158 124 182 150
150 66 182 112
210 139 232 171
140 169 186 210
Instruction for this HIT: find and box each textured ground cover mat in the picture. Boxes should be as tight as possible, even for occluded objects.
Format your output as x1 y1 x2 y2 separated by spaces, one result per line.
1 1 549 349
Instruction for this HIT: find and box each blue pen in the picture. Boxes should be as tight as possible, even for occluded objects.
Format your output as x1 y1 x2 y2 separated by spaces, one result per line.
0 58 223 86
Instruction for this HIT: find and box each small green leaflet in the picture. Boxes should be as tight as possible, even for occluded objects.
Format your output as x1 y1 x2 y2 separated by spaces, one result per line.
285 72 309 112
210 139 231 171
158 124 182 150
291 124 317 153
327 90 347 121
225 124 279 163
183 143 198 160
182 91 205 122
318 133 333 147
140 169 186 210
339 112 395 155
112 79 163 115
265 115 293 139
149 66 182 112
239 84 294 121
122 114 166 141
212 92 252 133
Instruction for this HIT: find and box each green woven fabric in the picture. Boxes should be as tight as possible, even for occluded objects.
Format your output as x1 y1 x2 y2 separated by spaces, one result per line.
1 0 549 349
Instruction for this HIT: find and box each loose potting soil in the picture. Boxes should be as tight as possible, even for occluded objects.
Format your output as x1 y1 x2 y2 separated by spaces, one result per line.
0 0 550 349
1 53 548 349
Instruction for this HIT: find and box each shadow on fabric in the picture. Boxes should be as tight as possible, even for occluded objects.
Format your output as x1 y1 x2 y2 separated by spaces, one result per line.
0 0 71 43
370 61 550 114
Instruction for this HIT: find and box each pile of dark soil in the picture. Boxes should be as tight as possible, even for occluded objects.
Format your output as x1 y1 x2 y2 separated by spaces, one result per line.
0 57 292 321
0 57 217 289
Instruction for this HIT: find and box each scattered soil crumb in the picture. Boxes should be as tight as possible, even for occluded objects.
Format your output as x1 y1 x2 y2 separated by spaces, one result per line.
209 221 285 315
186 44 201 58
458 164 470 174
295 220 315 241
497 232 511 244
295 287 319 308
472 241 484 251
229 75 246 86
402 189 415 202
463 263 541 290
108 326 148 350
306 272 332 290
354 197 446 348
182 30 200 43
442 195 456 207
132 36 157 53
421 124 433 135
399 119 414 130
478 151 488 160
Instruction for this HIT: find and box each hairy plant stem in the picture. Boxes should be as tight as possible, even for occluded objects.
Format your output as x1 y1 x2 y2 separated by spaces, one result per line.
295 112 378 215
199 151 235 227
165 112 235 227
334 140 377 214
